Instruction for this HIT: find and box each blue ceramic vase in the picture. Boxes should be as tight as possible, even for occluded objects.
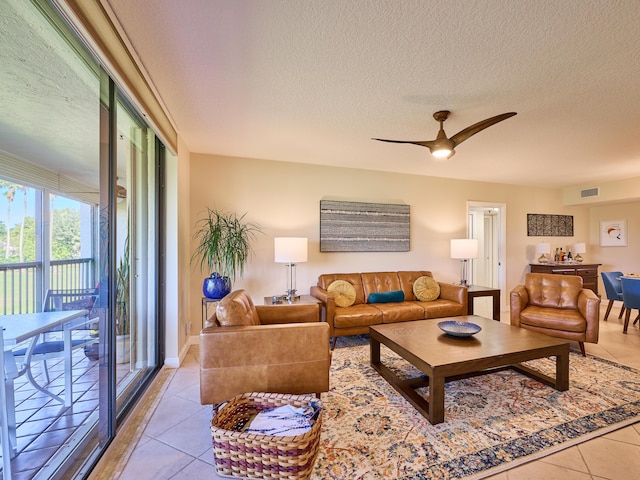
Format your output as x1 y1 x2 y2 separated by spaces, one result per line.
203 273 231 299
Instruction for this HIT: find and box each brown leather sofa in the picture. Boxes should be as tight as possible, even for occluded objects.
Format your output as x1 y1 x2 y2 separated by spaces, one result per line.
199 290 331 406
510 273 600 356
310 271 467 347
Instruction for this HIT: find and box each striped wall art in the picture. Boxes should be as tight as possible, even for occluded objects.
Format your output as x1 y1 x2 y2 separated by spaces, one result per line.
320 200 410 252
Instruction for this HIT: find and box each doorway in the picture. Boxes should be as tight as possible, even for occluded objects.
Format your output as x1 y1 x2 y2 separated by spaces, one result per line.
468 202 506 320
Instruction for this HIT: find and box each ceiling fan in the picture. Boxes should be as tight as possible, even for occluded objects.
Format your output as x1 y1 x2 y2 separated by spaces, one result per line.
372 110 517 159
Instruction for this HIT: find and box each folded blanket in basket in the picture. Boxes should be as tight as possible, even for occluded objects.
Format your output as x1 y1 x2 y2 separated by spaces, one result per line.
243 399 320 436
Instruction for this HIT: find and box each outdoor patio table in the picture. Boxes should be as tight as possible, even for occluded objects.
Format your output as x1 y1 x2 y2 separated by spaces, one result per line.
0 309 88 479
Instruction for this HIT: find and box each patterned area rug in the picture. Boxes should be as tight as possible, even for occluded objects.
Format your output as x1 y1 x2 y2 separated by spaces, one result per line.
310 337 640 479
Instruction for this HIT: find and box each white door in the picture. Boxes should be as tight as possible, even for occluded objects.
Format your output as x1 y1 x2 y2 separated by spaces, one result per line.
468 202 506 319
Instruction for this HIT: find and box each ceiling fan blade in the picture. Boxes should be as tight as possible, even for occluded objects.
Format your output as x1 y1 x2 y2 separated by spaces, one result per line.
449 112 517 147
372 138 436 149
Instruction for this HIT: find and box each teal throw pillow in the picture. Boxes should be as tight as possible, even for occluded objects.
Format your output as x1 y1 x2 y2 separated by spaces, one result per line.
368 290 404 303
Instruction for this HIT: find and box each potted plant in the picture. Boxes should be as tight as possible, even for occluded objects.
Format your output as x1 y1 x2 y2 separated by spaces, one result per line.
192 208 263 299
115 235 130 363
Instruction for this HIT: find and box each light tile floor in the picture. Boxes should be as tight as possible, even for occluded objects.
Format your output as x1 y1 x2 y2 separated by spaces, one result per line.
91 304 640 480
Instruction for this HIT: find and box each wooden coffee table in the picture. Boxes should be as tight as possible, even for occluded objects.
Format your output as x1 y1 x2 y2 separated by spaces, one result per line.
369 316 570 424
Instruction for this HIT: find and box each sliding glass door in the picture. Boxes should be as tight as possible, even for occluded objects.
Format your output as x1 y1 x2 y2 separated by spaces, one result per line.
113 96 160 408
0 0 164 477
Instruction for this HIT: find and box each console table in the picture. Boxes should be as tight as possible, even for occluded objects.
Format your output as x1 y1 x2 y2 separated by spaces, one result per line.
529 263 601 295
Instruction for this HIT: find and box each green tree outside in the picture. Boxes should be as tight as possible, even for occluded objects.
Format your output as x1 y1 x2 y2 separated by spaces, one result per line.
51 208 81 260
0 209 81 264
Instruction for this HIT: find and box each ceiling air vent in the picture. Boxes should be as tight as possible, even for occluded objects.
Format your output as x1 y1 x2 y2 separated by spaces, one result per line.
580 187 599 198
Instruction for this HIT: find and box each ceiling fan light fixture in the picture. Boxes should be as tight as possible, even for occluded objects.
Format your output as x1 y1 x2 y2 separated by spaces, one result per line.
431 147 452 158
430 137 455 159
372 110 516 160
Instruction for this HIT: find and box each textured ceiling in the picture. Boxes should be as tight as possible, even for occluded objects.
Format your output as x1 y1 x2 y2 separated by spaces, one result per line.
1 0 100 188
1 0 137 191
105 0 640 188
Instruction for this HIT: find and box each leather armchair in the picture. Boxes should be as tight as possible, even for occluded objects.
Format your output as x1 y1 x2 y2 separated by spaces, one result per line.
510 273 600 356
200 290 331 405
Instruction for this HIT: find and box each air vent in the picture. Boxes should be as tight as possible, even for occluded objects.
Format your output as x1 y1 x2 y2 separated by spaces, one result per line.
580 187 599 198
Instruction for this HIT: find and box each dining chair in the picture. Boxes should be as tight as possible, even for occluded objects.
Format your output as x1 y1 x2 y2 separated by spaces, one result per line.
601 271 626 321
13 288 99 383
621 277 640 333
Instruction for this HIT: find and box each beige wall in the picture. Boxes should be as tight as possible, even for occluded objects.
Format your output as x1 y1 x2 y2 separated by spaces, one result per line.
589 202 640 293
187 154 596 327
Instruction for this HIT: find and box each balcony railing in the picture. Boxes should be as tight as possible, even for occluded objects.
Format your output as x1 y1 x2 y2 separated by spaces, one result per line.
0 258 95 314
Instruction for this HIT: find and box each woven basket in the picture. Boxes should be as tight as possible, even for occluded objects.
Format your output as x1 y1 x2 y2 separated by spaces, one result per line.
211 392 322 479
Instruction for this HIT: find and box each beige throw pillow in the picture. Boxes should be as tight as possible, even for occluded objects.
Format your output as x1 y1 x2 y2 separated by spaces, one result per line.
413 276 440 302
327 280 357 307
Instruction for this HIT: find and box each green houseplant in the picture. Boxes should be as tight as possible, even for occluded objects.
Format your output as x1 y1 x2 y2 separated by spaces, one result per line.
192 208 263 299
115 234 130 337
115 235 131 363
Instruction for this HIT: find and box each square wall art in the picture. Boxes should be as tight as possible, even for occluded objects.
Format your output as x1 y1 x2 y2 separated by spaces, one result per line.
600 219 627 247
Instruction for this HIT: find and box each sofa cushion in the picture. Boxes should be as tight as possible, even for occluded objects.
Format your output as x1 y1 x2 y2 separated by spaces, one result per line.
418 299 466 318
362 272 402 300
413 275 440 301
368 290 404 303
317 273 366 305
333 304 383 329
216 290 261 326
327 280 357 307
398 271 434 300
376 302 425 323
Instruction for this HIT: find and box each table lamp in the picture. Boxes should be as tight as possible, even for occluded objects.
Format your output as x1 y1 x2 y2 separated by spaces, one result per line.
572 242 586 263
450 238 478 286
536 242 551 264
274 237 308 301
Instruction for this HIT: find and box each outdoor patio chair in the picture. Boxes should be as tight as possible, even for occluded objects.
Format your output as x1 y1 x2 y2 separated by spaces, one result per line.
13 288 99 383
601 271 626 321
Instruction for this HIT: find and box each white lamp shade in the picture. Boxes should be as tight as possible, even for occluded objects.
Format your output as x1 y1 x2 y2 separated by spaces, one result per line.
450 239 479 259
535 242 551 254
274 237 308 263
572 242 586 254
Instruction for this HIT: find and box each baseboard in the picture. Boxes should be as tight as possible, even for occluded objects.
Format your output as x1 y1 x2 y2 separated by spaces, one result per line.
164 336 198 368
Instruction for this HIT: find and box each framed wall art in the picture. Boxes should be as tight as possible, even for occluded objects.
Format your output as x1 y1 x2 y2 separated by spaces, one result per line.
600 219 627 247
320 200 410 252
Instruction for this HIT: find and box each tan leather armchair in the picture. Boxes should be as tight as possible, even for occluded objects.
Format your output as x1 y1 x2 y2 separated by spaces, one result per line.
510 273 600 356
200 290 331 405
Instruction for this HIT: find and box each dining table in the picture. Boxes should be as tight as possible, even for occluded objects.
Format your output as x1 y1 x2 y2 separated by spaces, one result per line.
0 309 89 480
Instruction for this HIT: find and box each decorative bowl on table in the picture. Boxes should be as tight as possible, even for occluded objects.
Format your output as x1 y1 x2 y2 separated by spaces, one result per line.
438 320 482 337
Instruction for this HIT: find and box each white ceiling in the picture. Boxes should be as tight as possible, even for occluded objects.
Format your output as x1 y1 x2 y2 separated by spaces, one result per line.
105 0 640 188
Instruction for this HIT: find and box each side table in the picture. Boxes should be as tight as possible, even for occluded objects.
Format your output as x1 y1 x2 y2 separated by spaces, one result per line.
202 297 219 329
263 294 322 322
466 285 501 321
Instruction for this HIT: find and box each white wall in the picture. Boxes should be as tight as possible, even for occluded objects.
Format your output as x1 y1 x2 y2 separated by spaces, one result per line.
187 154 594 327
164 138 192 367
